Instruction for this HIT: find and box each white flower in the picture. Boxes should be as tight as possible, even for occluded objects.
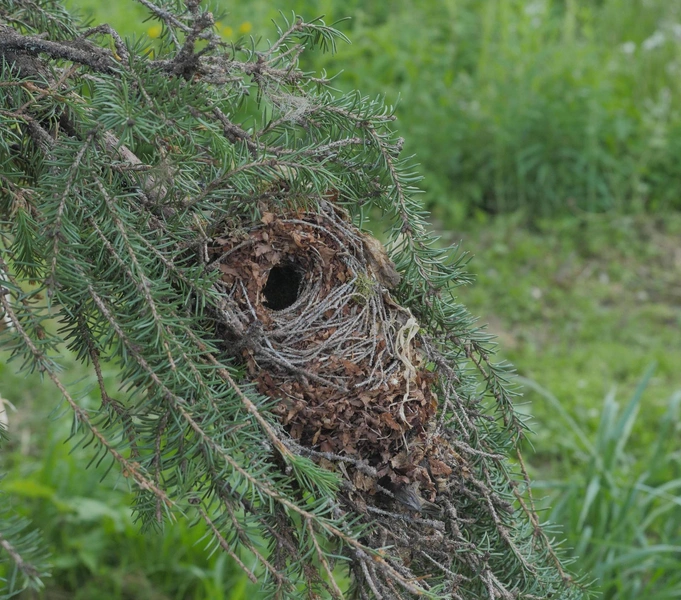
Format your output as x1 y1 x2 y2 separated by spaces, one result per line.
524 1 545 17
671 23 681 40
0 395 14 432
642 30 666 51
621 41 636 55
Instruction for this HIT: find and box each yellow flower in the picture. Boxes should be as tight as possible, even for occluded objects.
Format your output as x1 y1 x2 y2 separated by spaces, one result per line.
238 21 252 35
222 25 233 38
147 24 162 39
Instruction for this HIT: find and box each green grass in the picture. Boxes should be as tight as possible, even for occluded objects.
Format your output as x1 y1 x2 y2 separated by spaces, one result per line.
526 374 681 599
448 212 681 463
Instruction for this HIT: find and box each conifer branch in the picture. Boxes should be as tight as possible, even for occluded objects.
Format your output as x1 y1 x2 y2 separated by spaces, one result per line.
198 507 258 584
0 533 36 580
0 265 174 505
0 2 587 598
0 24 117 73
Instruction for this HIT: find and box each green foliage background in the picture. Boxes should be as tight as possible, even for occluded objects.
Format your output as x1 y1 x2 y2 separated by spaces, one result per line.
69 0 681 220
1 0 680 598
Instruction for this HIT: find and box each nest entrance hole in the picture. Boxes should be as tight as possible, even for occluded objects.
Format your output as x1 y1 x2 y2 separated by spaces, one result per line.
263 263 304 310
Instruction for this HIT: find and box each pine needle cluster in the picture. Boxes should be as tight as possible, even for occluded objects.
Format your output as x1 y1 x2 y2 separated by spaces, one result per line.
0 1 587 598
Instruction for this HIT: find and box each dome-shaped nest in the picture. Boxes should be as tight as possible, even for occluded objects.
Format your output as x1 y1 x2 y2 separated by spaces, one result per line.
208 200 442 497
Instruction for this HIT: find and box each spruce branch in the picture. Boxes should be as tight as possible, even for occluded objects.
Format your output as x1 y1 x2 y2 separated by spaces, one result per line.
0 532 38 582
0 411 48 598
0 517 49 599
0 267 175 505
0 2 588 598
0 23 118 74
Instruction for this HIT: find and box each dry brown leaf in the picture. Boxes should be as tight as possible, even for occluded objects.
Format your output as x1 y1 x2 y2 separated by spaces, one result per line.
429 458 453 477
380 412 402 431
361 232 401 289
390 450 411 469
353 470 376 492
218 264 240 276
254 243 273 257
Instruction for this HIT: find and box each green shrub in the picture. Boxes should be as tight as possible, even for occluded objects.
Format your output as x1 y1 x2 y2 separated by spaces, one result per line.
116 0 681 221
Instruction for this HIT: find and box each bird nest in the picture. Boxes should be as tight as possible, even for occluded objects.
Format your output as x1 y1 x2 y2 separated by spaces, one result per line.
208 200 449 501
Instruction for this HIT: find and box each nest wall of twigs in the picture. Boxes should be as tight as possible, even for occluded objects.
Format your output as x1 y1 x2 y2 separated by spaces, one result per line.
208 200 450 499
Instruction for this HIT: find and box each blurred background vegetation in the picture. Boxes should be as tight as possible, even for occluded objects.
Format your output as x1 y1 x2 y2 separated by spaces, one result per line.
1 0 680 598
